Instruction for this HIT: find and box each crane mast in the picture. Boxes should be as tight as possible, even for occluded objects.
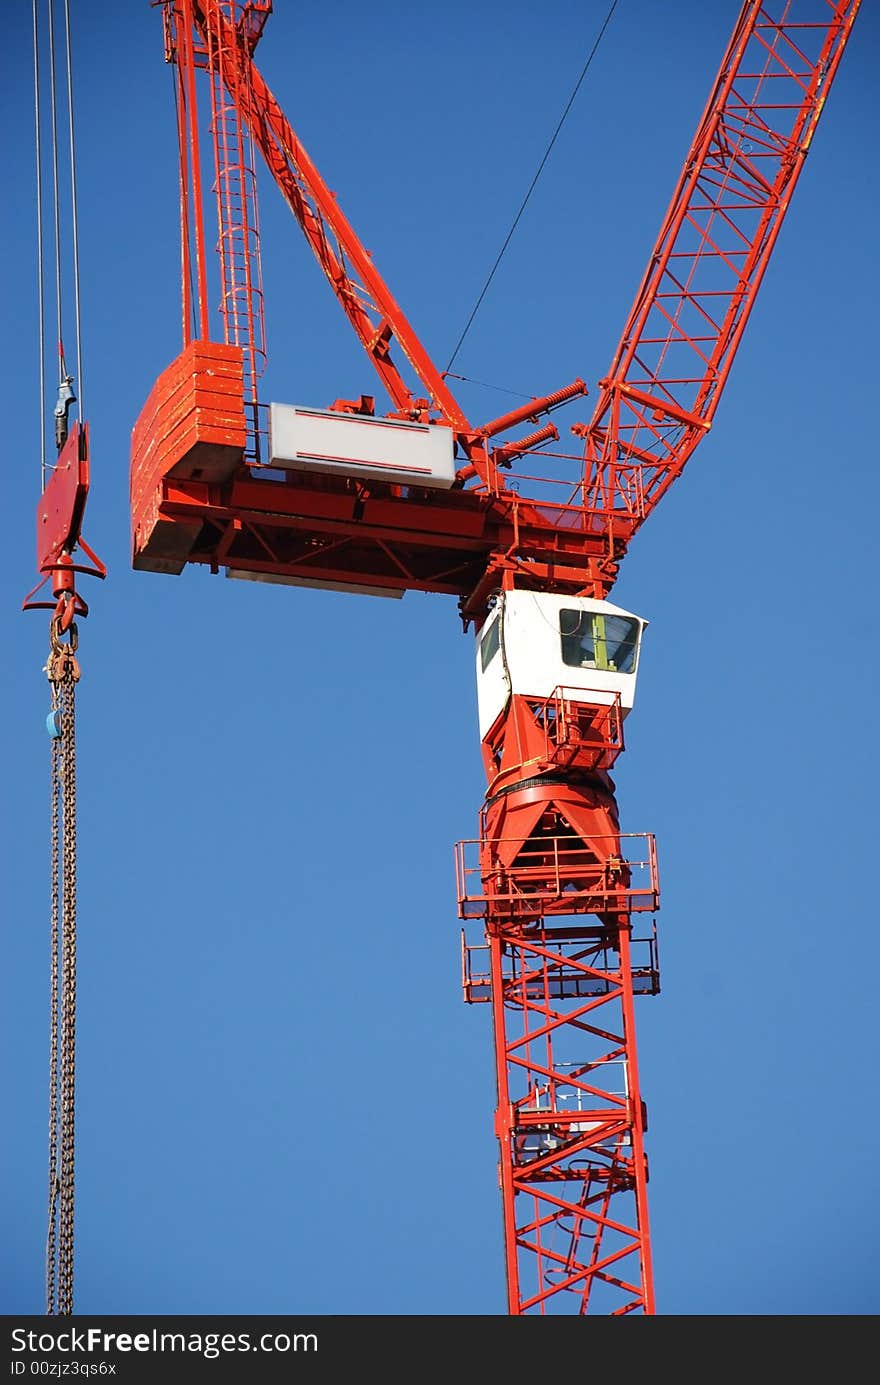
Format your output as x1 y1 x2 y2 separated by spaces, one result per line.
127 0 860 1314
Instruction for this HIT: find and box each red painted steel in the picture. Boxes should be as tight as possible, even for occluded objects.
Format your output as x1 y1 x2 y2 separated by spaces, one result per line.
133 453 630 602
582 1 861 540
184 0 473 438
131 339 246 573
35 425 90 572
175 4 211 342
480 689 625 786
23 423 106 622
202 1 267 448
459 680 660 1313
130 0 862 1315
136 2 859 609
136 3 603 590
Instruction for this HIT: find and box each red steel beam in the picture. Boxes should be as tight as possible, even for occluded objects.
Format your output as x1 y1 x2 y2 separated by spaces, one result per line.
185 0 474 439
583 0 860 534
460 683 660 1314
466 890 658 1313
177 4 211 341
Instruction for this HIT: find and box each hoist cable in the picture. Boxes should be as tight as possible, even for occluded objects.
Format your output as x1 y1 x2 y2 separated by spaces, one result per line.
47 0 64 383
62 0 84 421
444 370 534 401
445 0 620 373
32 0 47 487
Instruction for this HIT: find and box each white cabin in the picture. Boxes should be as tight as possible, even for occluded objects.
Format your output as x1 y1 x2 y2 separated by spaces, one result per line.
475 590 647 739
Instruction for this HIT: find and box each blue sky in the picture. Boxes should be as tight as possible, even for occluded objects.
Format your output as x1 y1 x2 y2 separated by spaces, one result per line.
2 0 878 1315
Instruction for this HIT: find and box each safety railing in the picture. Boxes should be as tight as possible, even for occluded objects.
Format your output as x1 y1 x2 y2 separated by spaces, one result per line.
537 686 624 772
455 833 658 921
460 919 660 1004
487 450 648 533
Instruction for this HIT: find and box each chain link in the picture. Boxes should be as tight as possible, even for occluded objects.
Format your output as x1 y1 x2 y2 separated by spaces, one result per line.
58 671 76 1316
45 614 78 1316
47 678 60 1315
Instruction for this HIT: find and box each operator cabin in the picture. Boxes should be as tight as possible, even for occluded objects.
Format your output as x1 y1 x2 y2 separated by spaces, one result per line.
475 590 647 741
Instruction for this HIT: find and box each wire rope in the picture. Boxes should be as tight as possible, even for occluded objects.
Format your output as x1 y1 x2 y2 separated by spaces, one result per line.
32 0 48 487
62 0 83 421
47 0 64 384
445 0 620 372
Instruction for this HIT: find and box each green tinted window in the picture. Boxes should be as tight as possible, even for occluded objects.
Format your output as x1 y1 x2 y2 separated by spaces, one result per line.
480 617 501 671
560 609 639 674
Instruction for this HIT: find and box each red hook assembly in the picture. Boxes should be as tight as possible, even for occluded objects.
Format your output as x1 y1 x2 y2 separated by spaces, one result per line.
23 548 105 626
22 421 106 623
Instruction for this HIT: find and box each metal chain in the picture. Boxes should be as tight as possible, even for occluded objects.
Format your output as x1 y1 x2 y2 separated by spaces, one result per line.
46 678 61 1315
58 670 77 1316
45 614 79 1316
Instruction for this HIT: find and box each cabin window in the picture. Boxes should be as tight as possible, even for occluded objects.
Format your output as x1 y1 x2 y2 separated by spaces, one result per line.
480 618 501 671
560 609 639 674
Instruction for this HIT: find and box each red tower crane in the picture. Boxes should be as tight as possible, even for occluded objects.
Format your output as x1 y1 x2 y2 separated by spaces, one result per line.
116 0 860 1315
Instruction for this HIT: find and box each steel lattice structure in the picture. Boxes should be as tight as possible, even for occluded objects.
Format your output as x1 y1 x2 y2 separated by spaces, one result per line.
117 0 861 1314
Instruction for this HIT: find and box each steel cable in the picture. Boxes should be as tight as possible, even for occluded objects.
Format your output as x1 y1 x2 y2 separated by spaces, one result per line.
62 0 84 421
46 0 64 384
445 0 620 373
32 0 47 487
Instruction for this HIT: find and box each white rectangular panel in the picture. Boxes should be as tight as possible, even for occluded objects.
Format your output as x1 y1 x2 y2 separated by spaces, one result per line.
269 403 455 489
